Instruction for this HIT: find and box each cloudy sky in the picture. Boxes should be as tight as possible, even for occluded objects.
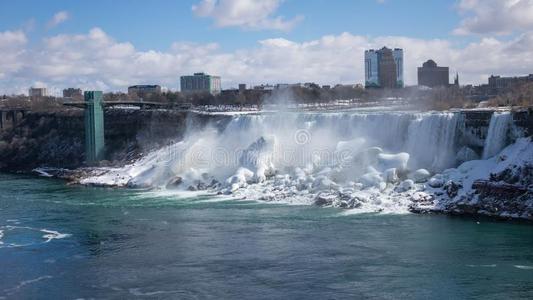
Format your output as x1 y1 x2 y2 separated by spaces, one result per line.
1 0 533 95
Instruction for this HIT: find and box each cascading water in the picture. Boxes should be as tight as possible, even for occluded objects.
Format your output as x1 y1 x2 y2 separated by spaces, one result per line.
482 111 512 159
405 112 459 171
80 110 513 213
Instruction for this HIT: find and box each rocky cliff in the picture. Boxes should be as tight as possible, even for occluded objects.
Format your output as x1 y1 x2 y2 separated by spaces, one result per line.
0 109 225 172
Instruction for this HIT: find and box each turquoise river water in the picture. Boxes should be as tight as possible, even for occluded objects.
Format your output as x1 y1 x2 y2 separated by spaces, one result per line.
0 173 532 299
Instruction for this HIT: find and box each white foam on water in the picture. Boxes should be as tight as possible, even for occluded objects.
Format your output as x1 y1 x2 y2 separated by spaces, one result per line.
128 288 183 297
40 229 72 242
514 265 533 270
0 226 71 248
130 189 213 200
466 264 497 268
33 168 54 177
3 276 53 295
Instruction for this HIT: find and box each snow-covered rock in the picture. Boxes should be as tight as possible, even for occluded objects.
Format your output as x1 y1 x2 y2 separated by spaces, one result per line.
409 169 431 183
416 137 533 220
456 146 479 164
427 174 445 188
397 179 415 192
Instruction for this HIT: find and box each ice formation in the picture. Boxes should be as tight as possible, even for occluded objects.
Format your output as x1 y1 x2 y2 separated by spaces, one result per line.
79 110 529 215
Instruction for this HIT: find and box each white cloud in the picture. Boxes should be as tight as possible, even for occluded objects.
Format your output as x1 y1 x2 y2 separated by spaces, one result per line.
192 0 302 31
454 0 533 35
47 11 70 29
2 28 533 94
0 30 27 80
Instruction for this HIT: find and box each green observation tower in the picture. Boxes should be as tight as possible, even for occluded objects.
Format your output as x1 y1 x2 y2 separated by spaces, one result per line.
84 91 105 163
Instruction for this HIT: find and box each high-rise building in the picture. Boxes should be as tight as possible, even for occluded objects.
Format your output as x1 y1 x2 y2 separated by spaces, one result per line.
180 73 221 95
378 47 398 89
128 85 161 98
63 88 83 99
365 50 379 88
417 60 449 87
365 47 403 88
28 87 47 98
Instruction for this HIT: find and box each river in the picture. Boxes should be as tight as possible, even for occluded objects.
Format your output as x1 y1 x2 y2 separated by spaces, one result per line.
1 173 532 299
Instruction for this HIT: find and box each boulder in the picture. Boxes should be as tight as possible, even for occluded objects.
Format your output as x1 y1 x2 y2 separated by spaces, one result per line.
456 146 479 164
397 179 415 192
314 193 337 206
427 175 445 188
409 169 431 183
166 176 183 188
444 180 463 198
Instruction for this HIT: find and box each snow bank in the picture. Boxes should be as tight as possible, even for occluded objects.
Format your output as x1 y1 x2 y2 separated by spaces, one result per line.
416 137 533 220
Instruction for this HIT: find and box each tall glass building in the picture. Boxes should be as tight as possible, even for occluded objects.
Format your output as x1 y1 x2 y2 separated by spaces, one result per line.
365 47 403 88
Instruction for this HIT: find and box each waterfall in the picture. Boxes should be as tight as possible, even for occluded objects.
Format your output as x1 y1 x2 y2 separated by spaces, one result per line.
75 109 529 214
78 110 499 213
482 112 511 159
82 111 467 187
405 112 460 172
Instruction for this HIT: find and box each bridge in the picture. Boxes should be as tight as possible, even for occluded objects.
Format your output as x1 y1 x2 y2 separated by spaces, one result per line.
63 101 192 110
0 108 28 131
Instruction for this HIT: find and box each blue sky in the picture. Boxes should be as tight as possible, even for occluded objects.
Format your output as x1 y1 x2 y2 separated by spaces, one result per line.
0 0 461 51
0 0 532 94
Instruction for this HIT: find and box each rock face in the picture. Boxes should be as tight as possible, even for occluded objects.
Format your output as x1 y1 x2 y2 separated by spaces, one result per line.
0 110 225 172
0 111 85 171
410 138 533 221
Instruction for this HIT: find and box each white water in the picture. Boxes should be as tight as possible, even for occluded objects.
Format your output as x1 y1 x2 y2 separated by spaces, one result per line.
482 112 512 159
80 110 519 213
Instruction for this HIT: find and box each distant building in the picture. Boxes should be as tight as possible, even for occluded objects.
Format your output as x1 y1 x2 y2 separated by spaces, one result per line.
253 84 275 91
303 82 320 89
238 84 246 93
180 73 221 95
417 60 449 87
63 88 82 99
365 47 403 88
28 87 47 98
128 85 161 98
488 74 533 94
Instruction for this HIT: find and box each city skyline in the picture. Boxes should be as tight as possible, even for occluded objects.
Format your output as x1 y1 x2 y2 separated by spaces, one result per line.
1 0 533 95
